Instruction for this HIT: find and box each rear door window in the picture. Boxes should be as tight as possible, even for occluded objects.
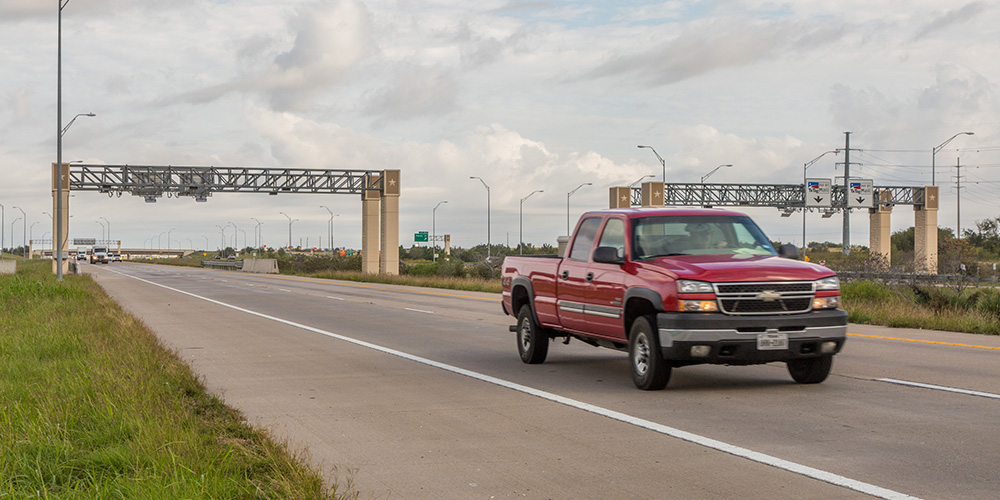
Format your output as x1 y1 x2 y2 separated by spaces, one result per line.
568 217 603 261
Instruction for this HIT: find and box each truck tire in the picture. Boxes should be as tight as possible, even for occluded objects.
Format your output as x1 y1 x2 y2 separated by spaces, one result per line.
516 305 548 364
629 316 670 390
787 355 833 384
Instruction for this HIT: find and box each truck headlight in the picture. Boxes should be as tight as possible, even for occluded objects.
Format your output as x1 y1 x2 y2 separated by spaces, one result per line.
815 276 840 291
678 280 714 293
812 297 840 309
679 300 719 312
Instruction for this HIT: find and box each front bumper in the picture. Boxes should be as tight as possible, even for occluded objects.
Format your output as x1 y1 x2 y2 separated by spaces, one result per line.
655 309 847 365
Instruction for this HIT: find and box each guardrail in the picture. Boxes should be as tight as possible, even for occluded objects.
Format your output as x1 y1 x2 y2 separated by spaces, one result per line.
201 260 243 270
837 271 998 287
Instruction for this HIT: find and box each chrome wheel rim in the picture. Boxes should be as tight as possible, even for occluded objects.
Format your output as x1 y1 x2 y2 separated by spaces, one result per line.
633 333 650 376
519 318 532 351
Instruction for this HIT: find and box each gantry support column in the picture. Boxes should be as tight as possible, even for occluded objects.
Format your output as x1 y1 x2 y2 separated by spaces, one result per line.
361 173 381 274
914 186 939 274
641 182 665 207
869 191 892 270
379 169 400 275
51 163 70 275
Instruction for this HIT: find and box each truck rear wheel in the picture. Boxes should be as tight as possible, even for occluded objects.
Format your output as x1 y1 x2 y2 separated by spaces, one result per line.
787 355 833 384
516 305 548 364
629 316 670 390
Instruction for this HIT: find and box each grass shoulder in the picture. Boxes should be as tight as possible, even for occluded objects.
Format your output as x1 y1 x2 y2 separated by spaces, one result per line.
0 259 354 499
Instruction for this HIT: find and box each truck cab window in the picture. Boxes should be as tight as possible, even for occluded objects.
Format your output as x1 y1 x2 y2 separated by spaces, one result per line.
568 217 602 261
597 218 626 259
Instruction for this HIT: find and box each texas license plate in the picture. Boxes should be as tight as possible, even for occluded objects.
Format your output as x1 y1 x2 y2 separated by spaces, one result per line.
757 332 788 350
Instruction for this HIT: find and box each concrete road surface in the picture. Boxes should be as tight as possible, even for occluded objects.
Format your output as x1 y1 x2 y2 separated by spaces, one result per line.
86 262 1000 500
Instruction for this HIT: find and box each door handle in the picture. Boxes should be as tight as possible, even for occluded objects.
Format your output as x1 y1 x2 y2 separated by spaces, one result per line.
561 270 569 280
586 272 594 282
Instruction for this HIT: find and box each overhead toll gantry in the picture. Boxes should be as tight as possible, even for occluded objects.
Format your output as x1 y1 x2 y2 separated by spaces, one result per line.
51 163 401 275
611 181 940 273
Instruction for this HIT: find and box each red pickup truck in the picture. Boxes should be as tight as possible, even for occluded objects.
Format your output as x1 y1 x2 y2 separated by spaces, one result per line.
501 207 847 390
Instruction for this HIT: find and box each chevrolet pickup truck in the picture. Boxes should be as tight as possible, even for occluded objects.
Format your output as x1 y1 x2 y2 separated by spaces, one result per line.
501 207 847 390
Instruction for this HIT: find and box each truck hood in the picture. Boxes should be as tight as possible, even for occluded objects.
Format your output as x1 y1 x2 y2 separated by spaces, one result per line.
641 254 834 282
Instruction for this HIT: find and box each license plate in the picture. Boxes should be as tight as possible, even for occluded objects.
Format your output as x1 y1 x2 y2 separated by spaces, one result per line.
757 332 788 350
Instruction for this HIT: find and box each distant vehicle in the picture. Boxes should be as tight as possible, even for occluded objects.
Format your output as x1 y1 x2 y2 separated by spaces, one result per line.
112 253 122 262
90 246 109 264
76 250 87 260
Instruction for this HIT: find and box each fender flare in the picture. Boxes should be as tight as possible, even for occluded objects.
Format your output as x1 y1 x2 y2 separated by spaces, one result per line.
510 276 542 325
624 287 666 312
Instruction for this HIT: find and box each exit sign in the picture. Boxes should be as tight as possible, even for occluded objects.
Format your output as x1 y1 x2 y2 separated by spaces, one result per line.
414 231 428 242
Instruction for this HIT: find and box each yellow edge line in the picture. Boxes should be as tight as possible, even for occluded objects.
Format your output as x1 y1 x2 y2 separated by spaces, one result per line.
848 333 1000 351
254 273 503 302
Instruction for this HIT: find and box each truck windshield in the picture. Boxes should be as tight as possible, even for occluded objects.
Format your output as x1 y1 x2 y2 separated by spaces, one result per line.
632 215 777 259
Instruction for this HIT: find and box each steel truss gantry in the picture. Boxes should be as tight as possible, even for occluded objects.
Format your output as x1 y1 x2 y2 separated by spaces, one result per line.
68 164 386 202
631 183 923 210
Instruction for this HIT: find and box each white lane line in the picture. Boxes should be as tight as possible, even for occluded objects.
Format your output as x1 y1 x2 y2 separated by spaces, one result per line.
876 378 1000 400
326 296 345 301
404 307 435 314
108 267 920 500
278 288 291 292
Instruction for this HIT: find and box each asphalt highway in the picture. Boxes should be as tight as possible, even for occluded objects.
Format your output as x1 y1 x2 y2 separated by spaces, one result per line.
87 262 1000 500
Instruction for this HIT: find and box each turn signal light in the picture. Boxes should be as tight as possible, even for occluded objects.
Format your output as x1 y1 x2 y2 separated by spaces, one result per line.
679 300 718 312
812 297 839 309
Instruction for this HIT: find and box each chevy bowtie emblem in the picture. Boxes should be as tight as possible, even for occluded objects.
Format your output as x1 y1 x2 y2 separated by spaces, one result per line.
756 290 781 301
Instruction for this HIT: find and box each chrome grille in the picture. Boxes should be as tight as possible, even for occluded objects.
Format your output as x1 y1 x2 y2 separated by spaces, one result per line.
713 281 815 315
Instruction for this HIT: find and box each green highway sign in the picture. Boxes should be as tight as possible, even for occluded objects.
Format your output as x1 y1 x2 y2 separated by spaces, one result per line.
414 231 429 242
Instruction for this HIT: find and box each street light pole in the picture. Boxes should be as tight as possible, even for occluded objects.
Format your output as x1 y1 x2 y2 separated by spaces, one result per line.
567 183 592 235
432 201 447 262
519 190 543 255
29 222 39 258
279 212 297 249
802 151 838 259
1 202 4 260
932 132 974 186
469 177 491 260
95 220 105 242
700 164 732 207
12 218 21 257
251 218 263 249
100 216 110 244
215 224 226 254
637 145 666 184
167 228 176 251
14 207 26 259
320 206 337 254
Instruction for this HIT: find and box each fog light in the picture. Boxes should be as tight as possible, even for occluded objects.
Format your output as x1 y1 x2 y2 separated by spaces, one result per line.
821 341 838 354
690 345 712 357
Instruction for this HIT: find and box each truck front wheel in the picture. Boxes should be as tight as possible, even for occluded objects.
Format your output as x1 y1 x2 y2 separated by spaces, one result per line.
629 316 670 390
516 305 548 364
787 355 833 384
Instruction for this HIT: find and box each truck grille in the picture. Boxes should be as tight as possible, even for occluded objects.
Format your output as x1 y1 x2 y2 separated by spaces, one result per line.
714 281 815 315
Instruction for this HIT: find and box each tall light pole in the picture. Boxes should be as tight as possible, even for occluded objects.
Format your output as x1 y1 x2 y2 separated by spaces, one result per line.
11 218 21 257
320 206 337 254
932 132 974 186
637 145 666 184
251 218 263 249
280 212 297 248
469 177 491 260
567 183 592 235
519 190 543 255
29 222 39 258
432 201 447 262
630 174 654 187
802 151 838 259
167 228 176 250
55 0 96 275
215 224 226 253
202 235 210 250
100 216 110 244
227 222 237 250
13 207 26 259
700 164 732 183
1 202 4 260
95 220 105 242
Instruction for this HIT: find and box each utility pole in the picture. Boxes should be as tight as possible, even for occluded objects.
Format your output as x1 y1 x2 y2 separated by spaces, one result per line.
955 157 963 240
842 132 851 255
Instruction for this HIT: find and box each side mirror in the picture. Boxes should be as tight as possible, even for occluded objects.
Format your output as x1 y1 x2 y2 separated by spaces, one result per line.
778 243 799 259
593 246 624 264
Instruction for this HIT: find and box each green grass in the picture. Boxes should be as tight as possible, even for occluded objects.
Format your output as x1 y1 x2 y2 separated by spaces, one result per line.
841 281 1000 335
0 259 355 499
299 269 503 293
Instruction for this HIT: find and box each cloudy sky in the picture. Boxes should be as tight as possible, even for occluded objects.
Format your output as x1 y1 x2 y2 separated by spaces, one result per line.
1 0 998 254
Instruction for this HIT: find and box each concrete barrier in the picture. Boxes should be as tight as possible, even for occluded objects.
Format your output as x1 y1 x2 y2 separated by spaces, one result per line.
0 260 16 274
240 258 279 274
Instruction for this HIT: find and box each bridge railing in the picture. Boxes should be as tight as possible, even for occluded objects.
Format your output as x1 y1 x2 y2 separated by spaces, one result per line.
201 260 243 270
